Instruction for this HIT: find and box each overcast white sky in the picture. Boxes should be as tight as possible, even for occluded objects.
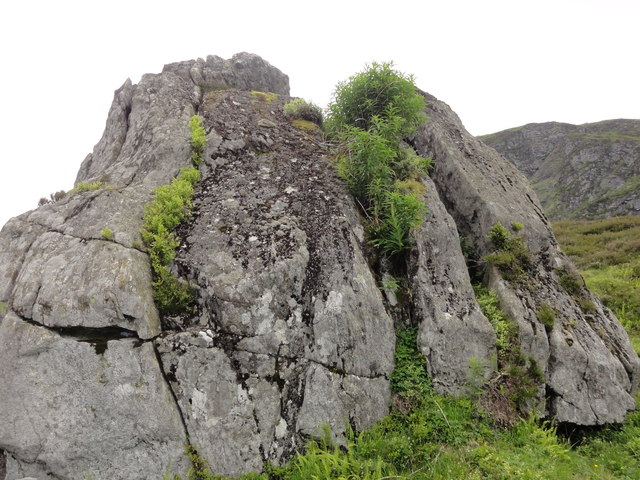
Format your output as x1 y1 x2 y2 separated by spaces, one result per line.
1 0 638 229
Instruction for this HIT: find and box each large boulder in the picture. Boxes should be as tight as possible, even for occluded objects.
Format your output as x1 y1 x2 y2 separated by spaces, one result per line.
0 54 637 479
411 90 639 424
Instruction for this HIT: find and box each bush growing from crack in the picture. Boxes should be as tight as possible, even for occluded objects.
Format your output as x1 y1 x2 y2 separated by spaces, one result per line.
101 227 113 240
474 284 543 417
328 62 430 257
189 115 206 166
537 303 556 331
484 221 532 284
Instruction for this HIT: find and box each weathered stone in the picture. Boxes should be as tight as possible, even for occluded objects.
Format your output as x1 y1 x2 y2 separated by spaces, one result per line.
296 363 391 443
411 175 497 394
412 90 640 424
11 231 159 339
0 313 188 480
164 89 395 471
163 52 290 96
1 54 638 480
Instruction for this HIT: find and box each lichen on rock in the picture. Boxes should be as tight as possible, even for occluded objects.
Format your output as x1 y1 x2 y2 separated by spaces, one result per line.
0 53 637 480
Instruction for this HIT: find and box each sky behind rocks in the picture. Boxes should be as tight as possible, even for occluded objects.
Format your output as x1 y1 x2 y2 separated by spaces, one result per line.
1 0 638 228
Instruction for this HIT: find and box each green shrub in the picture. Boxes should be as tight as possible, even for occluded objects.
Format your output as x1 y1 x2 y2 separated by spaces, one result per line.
485 221 532 284
69 181 103 195
250 91 278 104
326 61 425 137
329 64 430 258
369 190 426 257
101 227 113 240
537 303 556 330
390 327 431 401
474 284 517 359
189 115 206 165
141 166 201 314
556 266 583 296
284 98 323 126
511 221 524 232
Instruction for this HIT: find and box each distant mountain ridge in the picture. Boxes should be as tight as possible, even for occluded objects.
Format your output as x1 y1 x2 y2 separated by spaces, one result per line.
479 119 640 220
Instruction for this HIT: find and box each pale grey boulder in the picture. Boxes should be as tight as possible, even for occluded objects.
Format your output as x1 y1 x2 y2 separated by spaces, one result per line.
10 231 159 339
75 71 197 189
0 313 188 480
296 363 391 442
163 52 290 96
410 175 497 395
412 90 640 424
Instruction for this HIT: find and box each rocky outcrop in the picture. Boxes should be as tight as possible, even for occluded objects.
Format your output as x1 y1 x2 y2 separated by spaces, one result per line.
479 120 640 219
0 54 393 480
0 54 637 479
411 91 639 423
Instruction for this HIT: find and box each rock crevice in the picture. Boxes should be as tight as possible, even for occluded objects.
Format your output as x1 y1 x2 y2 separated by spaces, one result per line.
0 54 637 479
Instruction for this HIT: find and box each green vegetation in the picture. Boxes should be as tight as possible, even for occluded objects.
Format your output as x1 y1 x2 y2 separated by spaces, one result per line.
69 181 104 194
537 303 556 331
553 215 640 349
140 114 208 313
189 115 206 165
141 166 200 314
327 62 430 257
325 61 426 137
484 221 532 284
283 98 323 126
290 119 322 134
250 91 278 104
101 227 113 240
167 323 640 480
0 301 6 316
473 284 542 416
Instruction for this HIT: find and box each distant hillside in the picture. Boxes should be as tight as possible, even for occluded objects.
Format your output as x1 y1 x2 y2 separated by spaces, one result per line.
479 119 640 220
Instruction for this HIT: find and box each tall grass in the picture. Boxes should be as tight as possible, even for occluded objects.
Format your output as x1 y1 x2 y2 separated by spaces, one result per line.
553 216 640 346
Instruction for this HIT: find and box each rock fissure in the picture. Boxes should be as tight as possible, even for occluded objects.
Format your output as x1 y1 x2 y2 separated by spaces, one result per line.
0 54 637 479
150 342 191 439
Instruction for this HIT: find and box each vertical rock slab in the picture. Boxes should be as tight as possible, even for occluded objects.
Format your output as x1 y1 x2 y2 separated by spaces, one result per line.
410 175 496 394
411 90 639 424
0 313 188 480
166 90 394 471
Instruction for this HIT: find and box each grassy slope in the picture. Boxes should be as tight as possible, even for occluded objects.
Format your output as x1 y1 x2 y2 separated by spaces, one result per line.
553 215 640 353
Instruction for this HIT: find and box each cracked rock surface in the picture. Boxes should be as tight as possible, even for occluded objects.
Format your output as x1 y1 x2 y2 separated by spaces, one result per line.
0 54 638 479
412 90 639 424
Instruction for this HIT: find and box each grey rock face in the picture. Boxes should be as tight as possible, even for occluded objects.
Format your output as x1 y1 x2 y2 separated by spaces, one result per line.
0 313 188 480
162 89 394 473
163 52 290 96
412 91 640 424
0 55 393 478
0 54 638 479
410 175 497 394
479 120 640 219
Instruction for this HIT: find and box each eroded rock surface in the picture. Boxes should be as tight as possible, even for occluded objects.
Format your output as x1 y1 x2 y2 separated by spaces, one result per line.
0 54 638 480
410 175 497 394
412 91 640 424
0 313 187 480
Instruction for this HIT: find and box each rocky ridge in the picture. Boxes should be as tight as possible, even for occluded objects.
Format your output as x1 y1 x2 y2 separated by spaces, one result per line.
479 120 640 220
0 54 638 480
